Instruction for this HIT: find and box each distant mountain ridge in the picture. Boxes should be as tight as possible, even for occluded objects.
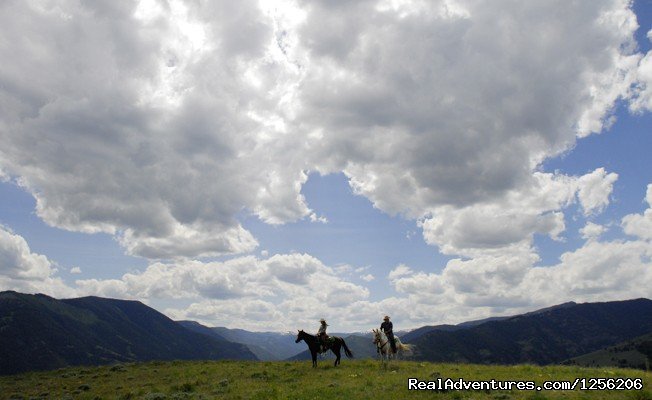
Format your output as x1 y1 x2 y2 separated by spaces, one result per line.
401 302 579 343
0 291 256 375
411 298 652 365
179 323 386 361
177 321 294 361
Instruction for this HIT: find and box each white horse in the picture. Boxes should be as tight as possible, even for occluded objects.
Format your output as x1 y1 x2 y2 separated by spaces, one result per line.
372 328 414 362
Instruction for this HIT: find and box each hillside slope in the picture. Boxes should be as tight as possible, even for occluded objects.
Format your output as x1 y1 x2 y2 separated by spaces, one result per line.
0 291 256 375
564 331 652 370
412 298 652 365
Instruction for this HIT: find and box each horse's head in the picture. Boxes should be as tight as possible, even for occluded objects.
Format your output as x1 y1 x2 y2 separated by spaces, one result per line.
371 329 381 344
295 329 305 343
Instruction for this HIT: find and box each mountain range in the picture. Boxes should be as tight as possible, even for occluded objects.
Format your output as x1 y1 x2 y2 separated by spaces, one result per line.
0 291 256 375
408 298 652 365
177 321 298 361
2 290 651 375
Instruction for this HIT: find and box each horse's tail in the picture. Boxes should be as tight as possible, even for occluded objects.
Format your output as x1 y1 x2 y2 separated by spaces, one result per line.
395 337 414 354
340 338 353 358
400 343 415 353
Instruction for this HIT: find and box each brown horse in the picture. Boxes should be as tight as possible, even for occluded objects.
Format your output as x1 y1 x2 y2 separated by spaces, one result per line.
295 329 353 367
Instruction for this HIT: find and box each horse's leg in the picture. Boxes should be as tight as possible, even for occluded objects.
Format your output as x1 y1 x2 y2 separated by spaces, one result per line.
311 349 317 368
333 345 341 366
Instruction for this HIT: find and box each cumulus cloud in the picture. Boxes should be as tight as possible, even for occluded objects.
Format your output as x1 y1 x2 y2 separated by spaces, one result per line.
577 168 619 215
75 252 370 329
418 170 615 257
0 226 72 296
166 299 286 331
117 223 258 259
0 0 313 259
580 222 606 240
387 187 652 324
298 0 639 218
0 0 646 262
0 226 53 281
386 239 652 325
629 30 652 112
388 264 413 280
622 184 652 240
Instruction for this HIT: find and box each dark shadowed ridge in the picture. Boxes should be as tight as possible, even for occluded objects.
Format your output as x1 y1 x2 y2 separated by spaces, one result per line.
401 302 579 343
563 331 652 370
0 291 257 375
177 320 279 361
411 298 652 365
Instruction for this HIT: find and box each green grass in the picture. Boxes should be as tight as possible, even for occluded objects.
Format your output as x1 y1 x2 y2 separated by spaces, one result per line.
0 360 650 400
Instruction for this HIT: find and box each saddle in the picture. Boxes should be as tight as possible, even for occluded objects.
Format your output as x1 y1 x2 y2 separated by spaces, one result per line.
319 335 335 352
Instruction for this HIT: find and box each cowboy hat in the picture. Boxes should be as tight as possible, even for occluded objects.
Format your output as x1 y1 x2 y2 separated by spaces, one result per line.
383 315 390 320
320 318 328 325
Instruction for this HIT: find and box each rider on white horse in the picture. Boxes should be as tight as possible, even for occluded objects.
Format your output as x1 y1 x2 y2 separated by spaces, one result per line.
372 328 413 361
380 315 396 353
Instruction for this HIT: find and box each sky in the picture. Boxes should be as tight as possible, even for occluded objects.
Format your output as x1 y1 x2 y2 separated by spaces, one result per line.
1 0 652 332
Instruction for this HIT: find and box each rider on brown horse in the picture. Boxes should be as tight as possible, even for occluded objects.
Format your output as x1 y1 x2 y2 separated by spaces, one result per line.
317 318 329 351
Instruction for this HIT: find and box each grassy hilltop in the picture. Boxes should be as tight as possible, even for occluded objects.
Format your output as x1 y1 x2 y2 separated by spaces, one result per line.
1 360 651 400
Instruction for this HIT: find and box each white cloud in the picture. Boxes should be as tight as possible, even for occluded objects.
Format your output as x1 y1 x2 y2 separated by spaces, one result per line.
580 222 606 241
524 239 652 304
0 226 53 281
309 212 328 224
166 299 286 331
0 0 314 259
622 184 652 240
418 170 614 257
629 29 652 112
75 252 371 329
386 238 652 325
0 226 72 297
386 191 652 324
0 0 645 262
298 0 639 218
577 168 619 215
69 266 82 274
388 264 412 280
360 273 375 282
117 223 258 259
